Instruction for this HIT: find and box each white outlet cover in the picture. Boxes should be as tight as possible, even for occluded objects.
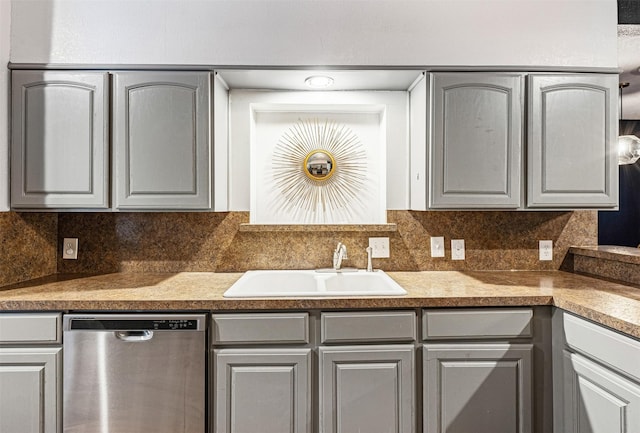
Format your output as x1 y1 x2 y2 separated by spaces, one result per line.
539 240 553 261
430 236 445 258
63 238 79 260
369 237 390 258
451 239 465 260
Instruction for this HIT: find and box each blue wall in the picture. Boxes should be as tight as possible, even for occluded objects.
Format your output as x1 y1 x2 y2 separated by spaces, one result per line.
598 121 640 247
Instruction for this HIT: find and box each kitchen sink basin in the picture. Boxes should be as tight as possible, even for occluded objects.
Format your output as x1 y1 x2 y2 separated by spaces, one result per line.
223 269 407 298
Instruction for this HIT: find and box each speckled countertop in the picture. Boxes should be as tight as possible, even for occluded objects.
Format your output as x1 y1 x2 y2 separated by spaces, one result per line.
1 270 639 340
570 245 640 264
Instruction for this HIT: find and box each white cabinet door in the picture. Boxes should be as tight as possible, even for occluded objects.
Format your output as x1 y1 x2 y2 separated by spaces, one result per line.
424 343 533 433
430 73 523 208
113 72 211 209
527 74 618 208
562 350 640 433
214 348 312 433
319 345 415 433
0 347 61 433
11 71 109 209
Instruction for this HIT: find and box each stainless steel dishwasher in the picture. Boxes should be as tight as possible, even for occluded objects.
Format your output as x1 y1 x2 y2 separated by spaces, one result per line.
63 313 206 433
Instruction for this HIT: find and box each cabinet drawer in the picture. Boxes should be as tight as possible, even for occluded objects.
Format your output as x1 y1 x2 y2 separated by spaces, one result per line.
563 312 640 382
423 308 533 340
0 313 61 344
212 313 309 345
321 311 416 343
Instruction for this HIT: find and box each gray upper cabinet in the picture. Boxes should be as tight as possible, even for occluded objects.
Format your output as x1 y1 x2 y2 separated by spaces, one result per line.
527 74 618 208
113 72 212 210
11 71 109 209
430 73 523 209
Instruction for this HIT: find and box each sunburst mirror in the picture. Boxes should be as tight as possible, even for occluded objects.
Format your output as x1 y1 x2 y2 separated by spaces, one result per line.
272 118 368 221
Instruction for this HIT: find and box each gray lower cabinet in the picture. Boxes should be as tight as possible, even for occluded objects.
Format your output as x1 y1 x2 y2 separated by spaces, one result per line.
213 348 312 433
211 313 312 433
319 345 415 433
423 343 533 433
0 313 62 433
0 347 61 433
527 74 618 208
562 351 640 433
113 71 212 210
422 308 536 433
554 311 640 433
430 72 523 209
11 70 109 209
211 311 416 433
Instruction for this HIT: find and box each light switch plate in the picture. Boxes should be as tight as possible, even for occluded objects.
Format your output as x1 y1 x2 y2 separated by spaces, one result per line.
451 239 465 260
63 238 79 260
539 240 553 261
369 237 390 258
430 236 445 258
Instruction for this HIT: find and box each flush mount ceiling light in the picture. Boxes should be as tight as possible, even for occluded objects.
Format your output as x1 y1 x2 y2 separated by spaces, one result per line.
304 75 334 89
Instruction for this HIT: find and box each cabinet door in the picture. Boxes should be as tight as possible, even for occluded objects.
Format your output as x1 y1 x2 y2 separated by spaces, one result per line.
319 345 415 433
214 348 312 433
113 72 211 209
11 71 109 209
527 74 618 208
424 343 533 433
562 351 640 433
0 347 61 433
430 73 523 208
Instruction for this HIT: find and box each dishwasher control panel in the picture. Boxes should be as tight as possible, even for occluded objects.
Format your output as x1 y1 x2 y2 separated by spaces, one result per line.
65 314 205 331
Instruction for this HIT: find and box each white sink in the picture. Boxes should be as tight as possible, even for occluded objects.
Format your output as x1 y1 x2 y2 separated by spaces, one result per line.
223 269 407 298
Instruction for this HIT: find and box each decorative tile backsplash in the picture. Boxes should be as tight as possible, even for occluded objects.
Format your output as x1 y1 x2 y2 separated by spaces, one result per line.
0 212 57 286
56 210 597 274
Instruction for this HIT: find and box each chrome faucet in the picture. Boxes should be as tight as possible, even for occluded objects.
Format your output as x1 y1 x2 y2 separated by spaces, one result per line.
333 242 348 270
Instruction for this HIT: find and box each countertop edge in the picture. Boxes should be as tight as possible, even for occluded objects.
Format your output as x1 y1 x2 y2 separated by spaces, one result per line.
0 270 638 340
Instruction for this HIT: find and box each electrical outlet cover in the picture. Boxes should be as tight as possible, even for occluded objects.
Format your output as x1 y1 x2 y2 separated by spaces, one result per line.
539 240 553 261
63 238 79 260
430 236 445 258
369 237 390 258
451 239 465 260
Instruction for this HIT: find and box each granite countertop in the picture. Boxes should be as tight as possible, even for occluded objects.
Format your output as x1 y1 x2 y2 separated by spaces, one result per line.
1 270 639 339
570 245 640 264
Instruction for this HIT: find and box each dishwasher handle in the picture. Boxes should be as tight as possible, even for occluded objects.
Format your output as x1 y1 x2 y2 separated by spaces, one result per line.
115 330 154 342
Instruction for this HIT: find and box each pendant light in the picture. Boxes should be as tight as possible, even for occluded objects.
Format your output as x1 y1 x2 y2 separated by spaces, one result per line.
618 82 640 165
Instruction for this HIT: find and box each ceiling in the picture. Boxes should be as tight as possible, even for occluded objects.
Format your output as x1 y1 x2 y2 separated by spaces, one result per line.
216 69 424 91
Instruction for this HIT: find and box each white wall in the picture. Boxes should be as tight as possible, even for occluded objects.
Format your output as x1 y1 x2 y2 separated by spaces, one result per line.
618 25 640 119
1 0 10 211
229 90 409 211
10 0 617 68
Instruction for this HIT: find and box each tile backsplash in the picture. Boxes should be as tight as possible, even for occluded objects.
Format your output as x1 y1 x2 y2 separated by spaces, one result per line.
57 210 597 274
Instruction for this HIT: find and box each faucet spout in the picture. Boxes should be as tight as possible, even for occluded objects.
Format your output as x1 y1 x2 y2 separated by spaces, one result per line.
333 242 348 270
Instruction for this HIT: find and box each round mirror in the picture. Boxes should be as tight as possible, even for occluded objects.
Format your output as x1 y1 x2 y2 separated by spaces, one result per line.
304 150 335 180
